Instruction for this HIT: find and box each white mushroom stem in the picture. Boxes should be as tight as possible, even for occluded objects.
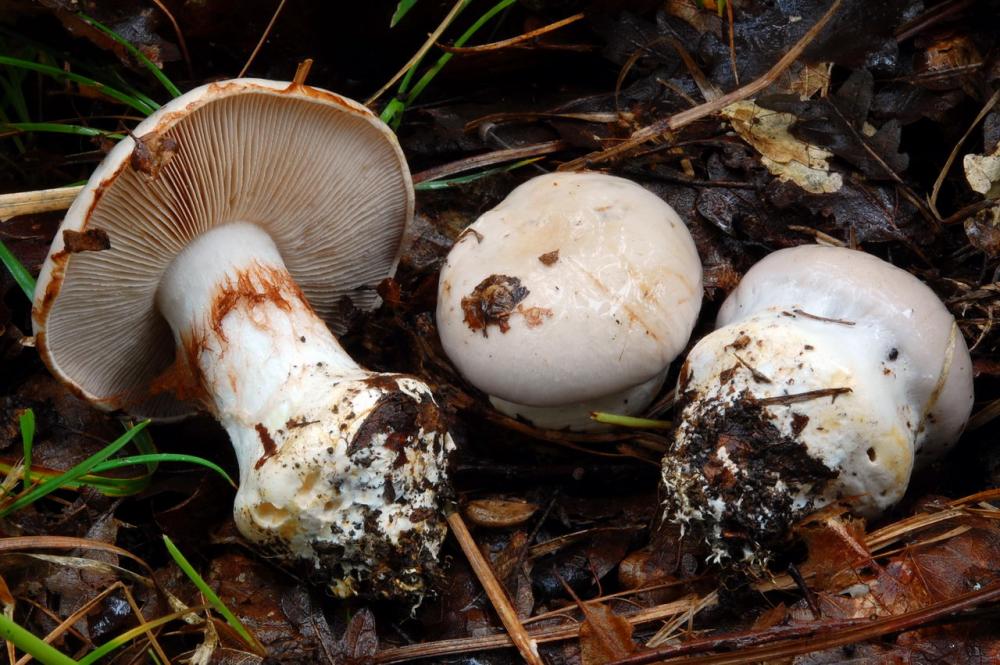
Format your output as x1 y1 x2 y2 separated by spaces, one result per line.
156 222 453 599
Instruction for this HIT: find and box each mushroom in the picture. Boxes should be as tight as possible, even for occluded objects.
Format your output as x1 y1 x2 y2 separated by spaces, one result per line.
436 172 703 430
661 245 974 564
32 79 455 601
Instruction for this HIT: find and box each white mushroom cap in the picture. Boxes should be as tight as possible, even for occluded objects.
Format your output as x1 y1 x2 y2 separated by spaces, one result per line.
437 172 703 429
717 244 973 461
661 245 974 564
33 78 412 418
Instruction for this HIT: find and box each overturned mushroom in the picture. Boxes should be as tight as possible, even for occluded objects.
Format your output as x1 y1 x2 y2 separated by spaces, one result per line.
437 172 703 430
661 245 974 565
33 79 454 601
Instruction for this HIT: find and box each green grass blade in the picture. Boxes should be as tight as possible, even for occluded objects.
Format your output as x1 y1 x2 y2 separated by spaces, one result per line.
76 13 181 99
19 408 34 486
0 109 25 153
0 421 150 517
162 535 265 654
0 55 155 115
590 412 672 429
0 460 148 497
77 607 208 665
383 0 515 128
391 0 420 27
0 237 35 300
93 454 236 488
0 614 80 665
406 0 515 101
3 122 125 140
0 72 30 123
415 157 542 190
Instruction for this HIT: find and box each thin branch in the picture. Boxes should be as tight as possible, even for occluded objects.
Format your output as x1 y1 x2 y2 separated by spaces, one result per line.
0 186 82 222
558 0 843 171
366 0 468 106
149 0 192 78
412 140 564 183
756 387 852 407
238 0 289 78
435 12 585 53
929 88 1000 219
446 511 544 665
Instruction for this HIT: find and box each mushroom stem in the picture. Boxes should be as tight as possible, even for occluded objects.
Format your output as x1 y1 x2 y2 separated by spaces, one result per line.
157 222 454 599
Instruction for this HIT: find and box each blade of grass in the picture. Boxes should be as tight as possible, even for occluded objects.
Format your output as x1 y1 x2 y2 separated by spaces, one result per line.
414 156 542 190
0 55 155 115
381 0 515 128
162 535 265 655
18 409 34 487
0 460 149 497
369 0 468 107
0 614 80 665
0 421 150 517
76 12 181 99
391 0 420 27
404 0 516 104
590 412 672 429
104 69 160 114
92 454 235 488
0 450 231 498
2 122 125 140
0 237 35 300
76 606 209 665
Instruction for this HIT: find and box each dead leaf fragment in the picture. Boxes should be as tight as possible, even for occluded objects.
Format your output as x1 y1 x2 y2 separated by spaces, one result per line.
723 100 843 194
538 249 559 265
964 144 1000 196
465 498 539 528
460 274 529 336
579 602 636 665
130 130 178 181
63 228 110 253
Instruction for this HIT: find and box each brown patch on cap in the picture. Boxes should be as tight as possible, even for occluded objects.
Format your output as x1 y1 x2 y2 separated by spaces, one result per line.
254 423 278 469
538 249 559 265
63 228 111 253
460 274 529 337
516 304 553 328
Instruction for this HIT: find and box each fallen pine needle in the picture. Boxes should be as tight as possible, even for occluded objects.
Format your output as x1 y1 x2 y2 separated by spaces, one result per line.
445 511 544 665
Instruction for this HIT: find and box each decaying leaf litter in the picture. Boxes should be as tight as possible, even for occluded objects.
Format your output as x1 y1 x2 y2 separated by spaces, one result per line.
2 0 1000 662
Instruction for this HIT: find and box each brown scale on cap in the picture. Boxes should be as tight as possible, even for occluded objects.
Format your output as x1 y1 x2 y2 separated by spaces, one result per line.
460 274 529 336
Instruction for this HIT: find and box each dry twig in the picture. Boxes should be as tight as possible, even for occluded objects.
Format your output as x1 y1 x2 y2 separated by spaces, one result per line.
558 0 843 171
446 511 544 665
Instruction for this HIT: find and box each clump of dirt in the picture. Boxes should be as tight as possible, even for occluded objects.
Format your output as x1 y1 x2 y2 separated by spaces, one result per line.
661 392 838 566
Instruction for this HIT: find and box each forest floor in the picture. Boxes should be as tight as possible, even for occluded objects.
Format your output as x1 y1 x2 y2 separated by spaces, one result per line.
2 1 1000 663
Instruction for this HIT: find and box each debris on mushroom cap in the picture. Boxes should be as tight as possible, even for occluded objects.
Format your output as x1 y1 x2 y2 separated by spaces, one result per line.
436 171 703 431
31 79 453 602
661 245 974 566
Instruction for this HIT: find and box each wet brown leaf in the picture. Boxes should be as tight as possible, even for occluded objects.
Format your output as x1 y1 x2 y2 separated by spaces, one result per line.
579 602 636 665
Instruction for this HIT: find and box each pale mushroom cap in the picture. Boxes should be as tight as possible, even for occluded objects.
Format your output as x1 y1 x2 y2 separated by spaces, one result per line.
437 172 703 407
717 245 974 461
32 78 413 418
